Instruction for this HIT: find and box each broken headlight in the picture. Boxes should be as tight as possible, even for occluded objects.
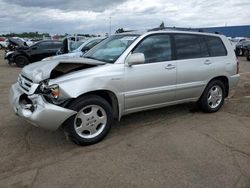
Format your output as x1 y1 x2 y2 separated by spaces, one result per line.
39 83 60 100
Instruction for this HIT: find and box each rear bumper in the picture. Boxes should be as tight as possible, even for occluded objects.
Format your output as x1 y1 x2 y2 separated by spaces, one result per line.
229 74 240 90
9 83 76 131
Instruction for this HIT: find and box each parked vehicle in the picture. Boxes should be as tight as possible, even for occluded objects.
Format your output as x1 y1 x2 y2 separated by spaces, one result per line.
42 37 105 61
9 31 239 145
0 39 8 50
57 35 87 55
4 37 28 52
235 40 250 56
5 40 62 67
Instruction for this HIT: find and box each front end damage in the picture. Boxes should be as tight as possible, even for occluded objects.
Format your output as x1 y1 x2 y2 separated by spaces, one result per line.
9 83 76 130
9 58 107 130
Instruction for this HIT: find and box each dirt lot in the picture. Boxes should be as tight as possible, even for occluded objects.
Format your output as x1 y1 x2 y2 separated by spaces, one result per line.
0 50 250 188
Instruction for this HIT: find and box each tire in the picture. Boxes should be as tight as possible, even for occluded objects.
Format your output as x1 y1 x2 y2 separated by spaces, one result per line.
198 80 226 113
63 95 114 146
0 44 2 50
244 50 248 56
247 56 250 61
15 55 29 67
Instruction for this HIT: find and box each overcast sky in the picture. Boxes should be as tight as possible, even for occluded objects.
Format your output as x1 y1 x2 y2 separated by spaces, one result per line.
0 0 250 34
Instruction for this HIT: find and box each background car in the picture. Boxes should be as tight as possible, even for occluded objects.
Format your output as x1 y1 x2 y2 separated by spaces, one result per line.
5 40 62 67
43 37 105 61
0 38 8 50
235 40 250 56
56 35 87 55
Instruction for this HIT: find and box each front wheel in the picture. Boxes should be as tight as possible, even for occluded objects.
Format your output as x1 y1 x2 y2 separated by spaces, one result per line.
63 95 114 146
15 55 29 67
198 80 225 113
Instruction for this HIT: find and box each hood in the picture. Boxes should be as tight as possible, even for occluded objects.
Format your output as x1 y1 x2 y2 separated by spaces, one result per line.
8 38 27 47
22 57 106 83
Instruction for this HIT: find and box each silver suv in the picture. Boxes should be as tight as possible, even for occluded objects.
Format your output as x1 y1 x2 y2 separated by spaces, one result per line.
9 31 240 145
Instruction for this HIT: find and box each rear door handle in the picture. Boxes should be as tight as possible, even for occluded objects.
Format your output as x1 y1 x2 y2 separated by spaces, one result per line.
165 64 176 70
204 59 212 65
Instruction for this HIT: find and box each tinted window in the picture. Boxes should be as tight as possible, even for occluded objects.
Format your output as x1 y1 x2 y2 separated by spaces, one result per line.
52 42 62 48
36 42 51 49
205 36 227 57
133 34 172 63
174 34 209 60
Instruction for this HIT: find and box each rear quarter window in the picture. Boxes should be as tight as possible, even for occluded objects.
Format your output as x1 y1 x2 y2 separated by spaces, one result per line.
174 34 209 60
205 36 227 57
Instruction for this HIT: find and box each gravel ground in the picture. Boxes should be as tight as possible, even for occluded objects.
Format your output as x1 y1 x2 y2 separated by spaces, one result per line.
0 50 250 188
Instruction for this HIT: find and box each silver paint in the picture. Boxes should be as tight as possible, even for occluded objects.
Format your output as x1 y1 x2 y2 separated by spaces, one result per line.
9 31 240 131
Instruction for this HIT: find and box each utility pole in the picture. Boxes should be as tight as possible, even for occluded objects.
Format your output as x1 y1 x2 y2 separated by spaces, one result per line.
109 16 112 36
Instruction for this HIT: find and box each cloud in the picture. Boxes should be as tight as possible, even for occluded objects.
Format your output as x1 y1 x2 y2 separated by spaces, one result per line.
3 0 128 12
0 0 250 35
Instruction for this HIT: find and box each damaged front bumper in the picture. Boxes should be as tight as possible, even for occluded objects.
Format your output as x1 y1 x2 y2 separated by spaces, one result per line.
9 83 76 131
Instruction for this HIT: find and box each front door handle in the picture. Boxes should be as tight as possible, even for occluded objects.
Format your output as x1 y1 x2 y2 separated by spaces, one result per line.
165 64 176 70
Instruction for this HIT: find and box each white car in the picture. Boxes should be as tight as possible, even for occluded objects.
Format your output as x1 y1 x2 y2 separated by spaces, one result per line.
0 39 8 49
43 37 105 61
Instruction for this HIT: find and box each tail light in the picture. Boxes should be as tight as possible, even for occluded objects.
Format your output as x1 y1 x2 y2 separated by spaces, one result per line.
236 60 239 74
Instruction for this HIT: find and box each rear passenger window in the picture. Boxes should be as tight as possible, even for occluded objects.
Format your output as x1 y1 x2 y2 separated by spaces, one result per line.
174 34 209 60
52 42 62 48
133 34 172 63
205 36 227 57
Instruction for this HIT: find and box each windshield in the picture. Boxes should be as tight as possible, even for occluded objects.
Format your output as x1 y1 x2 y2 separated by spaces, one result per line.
73 38 102 52
84 34 139 63
69 39 86 52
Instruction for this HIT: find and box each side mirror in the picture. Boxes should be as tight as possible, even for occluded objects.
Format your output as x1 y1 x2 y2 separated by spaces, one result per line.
31 46 38 50
127 53 145 66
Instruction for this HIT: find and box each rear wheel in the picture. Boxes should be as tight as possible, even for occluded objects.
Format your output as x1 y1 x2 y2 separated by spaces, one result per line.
198 80 225 113
0 44 2 50
63 95 114 146
15 55 29 67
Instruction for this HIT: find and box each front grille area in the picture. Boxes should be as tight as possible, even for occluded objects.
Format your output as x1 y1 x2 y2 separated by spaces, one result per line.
18 74 33 93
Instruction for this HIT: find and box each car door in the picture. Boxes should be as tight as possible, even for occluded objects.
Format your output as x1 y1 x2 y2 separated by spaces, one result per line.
173 34 213 101
48 42 62 56
124 34 177 113
29 42 50 62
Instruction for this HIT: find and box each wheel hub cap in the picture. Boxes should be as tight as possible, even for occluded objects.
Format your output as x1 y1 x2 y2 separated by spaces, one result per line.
207 85 223 109
74 105 107 139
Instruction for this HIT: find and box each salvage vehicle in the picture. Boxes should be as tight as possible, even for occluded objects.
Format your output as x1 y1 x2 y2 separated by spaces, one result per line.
56 35 87 55
9 31 240 145
5 37 28 52
235 40 250 56
42 37 105 61
5 40 62 67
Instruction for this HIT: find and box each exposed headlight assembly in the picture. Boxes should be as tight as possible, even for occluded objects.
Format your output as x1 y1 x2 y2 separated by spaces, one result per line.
40 83 60 100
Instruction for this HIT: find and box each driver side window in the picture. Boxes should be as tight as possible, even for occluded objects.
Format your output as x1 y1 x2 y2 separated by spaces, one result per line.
133 34 172 63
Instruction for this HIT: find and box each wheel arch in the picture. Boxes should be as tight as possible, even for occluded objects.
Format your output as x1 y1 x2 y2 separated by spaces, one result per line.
207 76 229 97
14 53 30 61
67 89 121 120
